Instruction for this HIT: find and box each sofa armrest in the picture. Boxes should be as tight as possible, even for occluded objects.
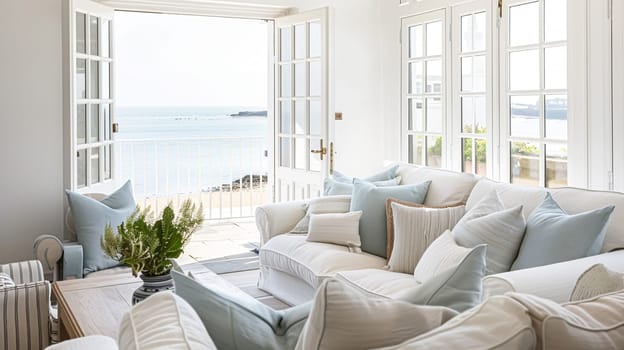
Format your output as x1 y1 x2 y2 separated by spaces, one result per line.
62 243 84 280
255 200 307 246
0 260 45 284
0 281 51 349
483 250 624 303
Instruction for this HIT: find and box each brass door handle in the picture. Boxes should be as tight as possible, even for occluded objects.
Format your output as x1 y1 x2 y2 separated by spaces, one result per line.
311 139 327 160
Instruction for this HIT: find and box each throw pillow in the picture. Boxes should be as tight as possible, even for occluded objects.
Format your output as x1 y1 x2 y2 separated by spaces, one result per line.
569 263 624 302
294 279 458 350
378 296 535 350
413 230 473 284
508 290 624 350
0 273 15 288
118 292 217 350
332 164 400 183
511 193 615 270
395 244 487 312
65 180 136 275
306 211 363 252
323 176 402 196
453 190 526 275
350 179 431 257
290 195 351 234
172 271 311 350
386 201 465 273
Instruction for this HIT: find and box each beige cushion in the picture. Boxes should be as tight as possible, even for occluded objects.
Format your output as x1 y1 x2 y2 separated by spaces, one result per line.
376 296 536 350
306 211 362 252
259 234 386 289
290 195 351 234
397 164 477 207
118 292 217 350
295 279 458 350
413 230 472 283
387 202 464 273
336 268 421 298
570 264 624 301
508 291 624 350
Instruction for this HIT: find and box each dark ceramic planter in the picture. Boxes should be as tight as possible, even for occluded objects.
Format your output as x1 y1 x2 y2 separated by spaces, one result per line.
132 272 174 304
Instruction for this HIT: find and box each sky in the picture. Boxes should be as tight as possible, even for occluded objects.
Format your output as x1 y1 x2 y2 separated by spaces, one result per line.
114 11 268 108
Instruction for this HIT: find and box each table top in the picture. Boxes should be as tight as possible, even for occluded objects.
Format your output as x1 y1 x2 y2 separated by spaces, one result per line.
53 274 141 339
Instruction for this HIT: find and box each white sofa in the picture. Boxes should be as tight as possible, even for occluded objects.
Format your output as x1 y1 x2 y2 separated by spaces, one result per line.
256 164 624 305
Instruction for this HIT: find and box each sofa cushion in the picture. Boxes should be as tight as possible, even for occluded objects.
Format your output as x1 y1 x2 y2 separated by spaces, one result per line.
332 164 400 183
413 231 473 284
387 202 465 273
306 211 363 252
260 234 386 289
570 264 624 302
466 177 546 217
323 176 401 196
0 273 15 288
396 164 478 206
290 195 351 234
118 292 216 350
351 179 431 257
46 335 119 350
511 193 614 270
508 290 624 350
295 279 458 350
375 296 536 350
336 269 421 299
453 191 526 275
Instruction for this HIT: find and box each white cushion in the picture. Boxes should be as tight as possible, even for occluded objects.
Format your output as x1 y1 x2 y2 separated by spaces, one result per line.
306 211 362 252
295 279 458 350
387 202 465 273
45 335 118 350
376 296 536 350
569 263 624 301
466 177 546 217
397 164 478 207
413 231 472 283
336 269 421 298
290 195 351 234
260 234 386 289
118 292 217 350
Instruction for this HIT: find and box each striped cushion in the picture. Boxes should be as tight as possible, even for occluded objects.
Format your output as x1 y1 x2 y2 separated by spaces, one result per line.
0 281 51 350
0 273 15 288
0 260 44 284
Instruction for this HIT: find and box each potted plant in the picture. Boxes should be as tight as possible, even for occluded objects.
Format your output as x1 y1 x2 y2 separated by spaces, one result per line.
101 199 203 304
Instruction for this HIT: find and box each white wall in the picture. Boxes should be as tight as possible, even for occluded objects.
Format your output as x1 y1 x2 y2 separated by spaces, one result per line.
0 0 64 263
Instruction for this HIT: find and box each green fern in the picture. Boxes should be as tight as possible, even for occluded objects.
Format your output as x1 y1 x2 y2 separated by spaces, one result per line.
101 199 204 277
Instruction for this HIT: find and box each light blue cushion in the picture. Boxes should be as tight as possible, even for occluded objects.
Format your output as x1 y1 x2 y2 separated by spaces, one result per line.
395 244 487 312
350 179 430 257
511 193 615 270
172 271 310 350
332 164 399 183
65 180 136 275
323 176 402 196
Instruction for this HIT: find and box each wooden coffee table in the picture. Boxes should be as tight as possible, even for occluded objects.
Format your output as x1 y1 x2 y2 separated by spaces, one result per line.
53 275 141 340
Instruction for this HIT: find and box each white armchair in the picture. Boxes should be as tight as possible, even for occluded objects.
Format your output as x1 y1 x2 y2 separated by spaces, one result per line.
0 260 52 350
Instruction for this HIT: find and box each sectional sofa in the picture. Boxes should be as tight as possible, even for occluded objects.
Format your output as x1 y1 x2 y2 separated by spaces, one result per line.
255 163 624 305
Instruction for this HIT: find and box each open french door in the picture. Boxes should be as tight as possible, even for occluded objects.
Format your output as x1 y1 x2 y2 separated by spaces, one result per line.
68 0 116 192
273 8 330 202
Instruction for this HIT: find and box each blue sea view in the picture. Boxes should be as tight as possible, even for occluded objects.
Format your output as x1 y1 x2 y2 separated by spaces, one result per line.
115 106 269 196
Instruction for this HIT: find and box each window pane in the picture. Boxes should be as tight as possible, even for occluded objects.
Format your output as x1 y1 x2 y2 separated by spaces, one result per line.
280 101 291 134
510 95 540 138
77 104 87 145
294 137 306 170
90 16 99 56
310 138 321 172
545 95 567 139
280 64 291 97
426 136 442 168
295 100 306 134
426 21 442 56
102 20 110 57
103 104 111 140
426 97 442 132
510 141 540 186
461 15 473 52
509 1 539 47
77 149 87 188
545 46 567 90
473 12 486 52
461 57 473 92
408 135 424 165
309 100 321 136
462 138 473 174
462 97 474 133
475 138 487 175
545 0 567 42
294 63 306 97
546 144 568 187
509 50 539 91
409 25 423 58
409 61 423 94
309 22 321 58
294 24 306 59
280 27 291 61
473 55 486 92
90 60 99 99
280 137 290 167
426 60 441 93
76 13 86 54
408 98 424 131
104 145 111 180
90 104 99 143
91 147 100 184
474 96 486 134
77 59 86 99
310 60 321 97
102 62 110 99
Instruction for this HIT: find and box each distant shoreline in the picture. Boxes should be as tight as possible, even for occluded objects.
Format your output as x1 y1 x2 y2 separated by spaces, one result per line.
229 111 267 117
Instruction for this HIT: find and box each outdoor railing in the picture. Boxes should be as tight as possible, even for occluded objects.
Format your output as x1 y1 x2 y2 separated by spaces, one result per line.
115 136 269 220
